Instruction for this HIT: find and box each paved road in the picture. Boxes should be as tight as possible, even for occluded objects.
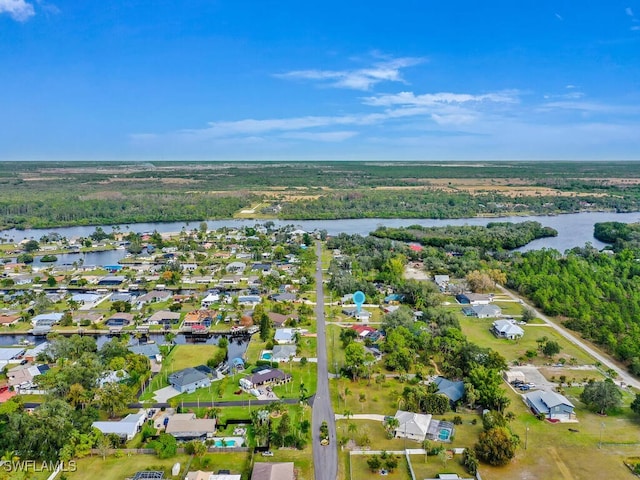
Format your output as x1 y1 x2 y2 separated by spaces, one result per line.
312 241 338 480
498 284 640 390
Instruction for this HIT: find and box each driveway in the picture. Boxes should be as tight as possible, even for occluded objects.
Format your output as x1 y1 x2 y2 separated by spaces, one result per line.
153 386 180 402
509 365 556 392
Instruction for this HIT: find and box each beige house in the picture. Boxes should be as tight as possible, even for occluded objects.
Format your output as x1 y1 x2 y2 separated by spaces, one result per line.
165 413 216 440
251 463 295 480
186 472 240 480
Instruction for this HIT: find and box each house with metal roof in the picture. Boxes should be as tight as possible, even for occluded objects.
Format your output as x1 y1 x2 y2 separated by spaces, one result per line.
92 410 146 441
524 390 576 421
492 320 524 340
168 367 211 393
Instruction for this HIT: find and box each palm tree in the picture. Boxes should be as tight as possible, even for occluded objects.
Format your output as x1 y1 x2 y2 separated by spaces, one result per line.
348 422 357 440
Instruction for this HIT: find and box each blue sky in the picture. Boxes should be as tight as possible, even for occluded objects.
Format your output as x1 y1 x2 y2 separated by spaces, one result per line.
1 1 640 161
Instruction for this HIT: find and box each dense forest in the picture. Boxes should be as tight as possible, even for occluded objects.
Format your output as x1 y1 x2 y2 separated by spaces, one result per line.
371 221 557 250
508 247 640 374
278 190 637 220
0 193 254 230
594 221 640 251
2 161 640 230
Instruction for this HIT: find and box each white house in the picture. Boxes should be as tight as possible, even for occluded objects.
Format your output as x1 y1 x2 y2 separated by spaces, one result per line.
92 410 146 441
201 293 220 309
393 410 433 442
492 320 524 340
274 328 296 345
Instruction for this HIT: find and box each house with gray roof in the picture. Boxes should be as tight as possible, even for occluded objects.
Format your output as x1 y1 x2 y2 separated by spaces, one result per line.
492 320 524 340
129 342 161 359
31 313 63 327
463 304 502 318
433 376 465 403
525 390 576 421
147 310 181 326
168 367 211 393
248 368 291 388
272 345 297 362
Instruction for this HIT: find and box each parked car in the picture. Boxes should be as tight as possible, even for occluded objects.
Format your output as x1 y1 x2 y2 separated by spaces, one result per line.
261 451 274 457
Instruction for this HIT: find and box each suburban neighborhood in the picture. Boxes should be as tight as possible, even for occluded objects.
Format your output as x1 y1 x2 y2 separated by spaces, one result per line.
0 221 639 480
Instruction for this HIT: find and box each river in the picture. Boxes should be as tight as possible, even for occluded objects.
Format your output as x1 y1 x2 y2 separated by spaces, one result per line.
2 211 639 266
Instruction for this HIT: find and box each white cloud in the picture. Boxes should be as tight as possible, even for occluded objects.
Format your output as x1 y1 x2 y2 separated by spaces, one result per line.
555 13 564 20
0 0 35 21
276 56 425 91
281 131 358 142
361 90 518 107
632 25 640 30
537 100 640 115
626 7 634 17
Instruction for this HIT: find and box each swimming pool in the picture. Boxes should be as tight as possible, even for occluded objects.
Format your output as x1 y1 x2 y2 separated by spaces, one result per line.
438 428 451 441
214 440 236 447
260 350 273 360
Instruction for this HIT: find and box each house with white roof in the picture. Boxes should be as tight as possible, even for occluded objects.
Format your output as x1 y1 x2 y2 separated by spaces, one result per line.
492 319 524 340
393 410 433 442
201 293 220 309
274 328 296 345
92 410 146 440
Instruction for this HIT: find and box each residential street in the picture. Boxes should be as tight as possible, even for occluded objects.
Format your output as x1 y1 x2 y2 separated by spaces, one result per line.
498 284 640 390
312 241 338 480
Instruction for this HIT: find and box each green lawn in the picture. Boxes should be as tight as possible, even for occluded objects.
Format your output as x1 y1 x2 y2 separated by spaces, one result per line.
459 316 595 366
67 454 192 480
409 453 470 480
349 453 410 480
140 344 220 401
326 324 346 375
478 381 640 480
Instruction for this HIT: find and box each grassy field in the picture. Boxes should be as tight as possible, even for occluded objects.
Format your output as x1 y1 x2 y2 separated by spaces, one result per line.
349 453 410 480
478 382 640 480
260 446 314 480
67 454 192 480
66 452 251 480
409 453 470 480
140 344 220 401
459 316 595 366
326 324 346 375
